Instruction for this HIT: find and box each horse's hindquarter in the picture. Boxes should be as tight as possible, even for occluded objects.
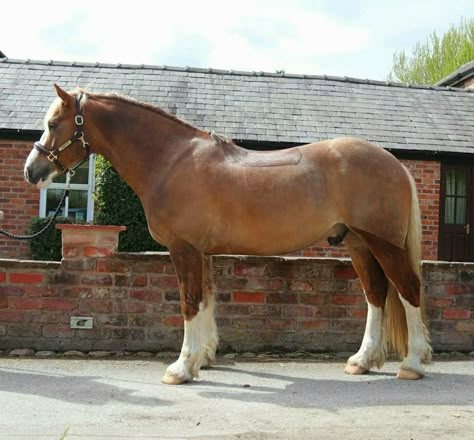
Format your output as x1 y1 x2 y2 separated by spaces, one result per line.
322 138 412 249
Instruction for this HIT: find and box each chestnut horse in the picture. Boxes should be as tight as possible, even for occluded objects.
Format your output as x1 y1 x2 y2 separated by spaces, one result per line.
24 85 432 384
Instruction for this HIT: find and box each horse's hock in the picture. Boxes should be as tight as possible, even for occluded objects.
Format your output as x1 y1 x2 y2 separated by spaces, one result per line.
0 224 472 354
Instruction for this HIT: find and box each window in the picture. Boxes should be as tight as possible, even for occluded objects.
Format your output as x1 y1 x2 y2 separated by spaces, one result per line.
39 155 96 222
444 168 467 225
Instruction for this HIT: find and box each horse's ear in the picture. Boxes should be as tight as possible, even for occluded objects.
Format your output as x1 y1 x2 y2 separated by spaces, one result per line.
53 84 74 107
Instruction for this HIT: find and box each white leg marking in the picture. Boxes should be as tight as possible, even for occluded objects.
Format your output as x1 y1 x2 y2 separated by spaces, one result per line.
398 295 432 377
163 298 218 384
346 302 385 372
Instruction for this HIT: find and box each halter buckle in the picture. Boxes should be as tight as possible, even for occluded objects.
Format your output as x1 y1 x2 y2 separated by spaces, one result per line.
48 151 58 162
75 115 84 126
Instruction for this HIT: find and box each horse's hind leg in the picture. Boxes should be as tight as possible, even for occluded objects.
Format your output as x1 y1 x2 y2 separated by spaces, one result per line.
344 232 388 375
351 228 432 380
162 244 218 385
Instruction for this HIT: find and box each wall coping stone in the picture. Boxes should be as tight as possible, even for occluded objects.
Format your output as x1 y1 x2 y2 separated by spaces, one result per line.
55 224 127 232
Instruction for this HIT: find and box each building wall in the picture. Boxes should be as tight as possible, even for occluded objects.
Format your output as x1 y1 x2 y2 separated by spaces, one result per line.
0 247 472 353
0 140 40 259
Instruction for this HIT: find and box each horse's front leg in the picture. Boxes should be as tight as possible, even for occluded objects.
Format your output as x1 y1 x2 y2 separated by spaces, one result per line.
162 245 218 385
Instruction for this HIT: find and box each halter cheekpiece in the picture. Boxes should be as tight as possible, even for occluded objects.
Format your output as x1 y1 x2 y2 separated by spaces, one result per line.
34 93 90 177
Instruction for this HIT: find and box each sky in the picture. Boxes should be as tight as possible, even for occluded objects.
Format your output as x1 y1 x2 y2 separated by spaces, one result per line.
1 0 472 81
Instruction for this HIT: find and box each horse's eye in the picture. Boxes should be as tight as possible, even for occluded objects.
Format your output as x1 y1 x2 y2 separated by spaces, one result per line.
48 121 58 130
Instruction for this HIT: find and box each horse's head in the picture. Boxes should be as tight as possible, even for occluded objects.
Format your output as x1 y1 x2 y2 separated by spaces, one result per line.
24 84 91 188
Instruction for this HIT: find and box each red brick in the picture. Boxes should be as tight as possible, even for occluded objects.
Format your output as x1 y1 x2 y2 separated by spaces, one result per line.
84 246 112 258
455 322 474 333
233 291 265 303
234 263 267 277
288 280 314 291
0 285 25 297
80 274 113 286
0 272 6 282
266 292 297 304
0 310 24 322
9 298 43 310
334 267 358 279
130 289 162 302
127 302 148 313
42 299 78 311
43 325 75 338
427 298 453 308
331 294 364 305
265 318 295 330
248 278 286 291
149 276 179 288
444 284 469 295
62 246 80 258
442 309 471 320
232 317 265 329
162 316 184 327
0 297 8 308
10 272 43 284
300 320 330 329
348 308 367 318
282 305 314 318
300 294 328 305
132 276 148 287
96 259 130 273
249 304 281 317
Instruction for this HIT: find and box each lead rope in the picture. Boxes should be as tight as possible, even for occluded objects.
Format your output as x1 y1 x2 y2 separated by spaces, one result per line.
0 185 70 240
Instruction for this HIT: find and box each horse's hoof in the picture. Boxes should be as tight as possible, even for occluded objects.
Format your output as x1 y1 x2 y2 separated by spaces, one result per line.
397 368 423 380
161 371 191 385
344 364 368 375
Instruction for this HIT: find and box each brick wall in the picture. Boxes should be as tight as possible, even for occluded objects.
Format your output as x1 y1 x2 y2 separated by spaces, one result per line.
0 226 471 353
0 139 39 259
302 159 440 260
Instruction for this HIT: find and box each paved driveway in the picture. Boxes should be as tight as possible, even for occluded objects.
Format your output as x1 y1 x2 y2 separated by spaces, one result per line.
0 357 473 439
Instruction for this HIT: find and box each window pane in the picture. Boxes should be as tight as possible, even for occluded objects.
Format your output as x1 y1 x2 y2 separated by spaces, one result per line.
456 198 466 225
46 189 66 217
53 173 67 184
446 170 456 196
68 190 88 221
445 197 455 224
70 160 90 184
51 159 90 185
456 170 466 196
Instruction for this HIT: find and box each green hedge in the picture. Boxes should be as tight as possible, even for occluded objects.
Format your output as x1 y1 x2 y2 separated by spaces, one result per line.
29 216 76 261
94 156 167 252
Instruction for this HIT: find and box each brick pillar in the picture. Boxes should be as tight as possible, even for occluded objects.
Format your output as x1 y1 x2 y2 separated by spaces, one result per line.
56 224 126 259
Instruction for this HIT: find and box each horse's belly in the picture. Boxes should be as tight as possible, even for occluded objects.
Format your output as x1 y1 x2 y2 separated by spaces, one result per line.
205 210 336 255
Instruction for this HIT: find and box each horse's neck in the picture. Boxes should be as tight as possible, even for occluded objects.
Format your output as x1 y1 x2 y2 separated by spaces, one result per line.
89 98 200 197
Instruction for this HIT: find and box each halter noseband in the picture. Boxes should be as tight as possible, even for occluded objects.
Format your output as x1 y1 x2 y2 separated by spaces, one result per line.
34 93 90 177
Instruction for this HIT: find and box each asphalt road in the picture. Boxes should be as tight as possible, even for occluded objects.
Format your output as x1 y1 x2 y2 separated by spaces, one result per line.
0 357 473 439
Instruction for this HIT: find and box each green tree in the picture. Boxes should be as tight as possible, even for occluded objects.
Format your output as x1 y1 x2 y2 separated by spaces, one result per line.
388 18 474 85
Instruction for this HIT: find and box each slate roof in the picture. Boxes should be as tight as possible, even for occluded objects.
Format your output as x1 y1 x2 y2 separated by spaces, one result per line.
1 58 473 154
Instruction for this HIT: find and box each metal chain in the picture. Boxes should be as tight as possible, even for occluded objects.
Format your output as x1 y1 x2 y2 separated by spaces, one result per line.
0 187 69 240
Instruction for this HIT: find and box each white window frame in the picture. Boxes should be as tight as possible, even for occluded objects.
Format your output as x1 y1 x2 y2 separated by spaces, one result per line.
39 155 96 222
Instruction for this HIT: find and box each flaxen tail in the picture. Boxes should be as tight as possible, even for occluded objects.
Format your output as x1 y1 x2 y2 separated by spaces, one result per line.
384 166 431 360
